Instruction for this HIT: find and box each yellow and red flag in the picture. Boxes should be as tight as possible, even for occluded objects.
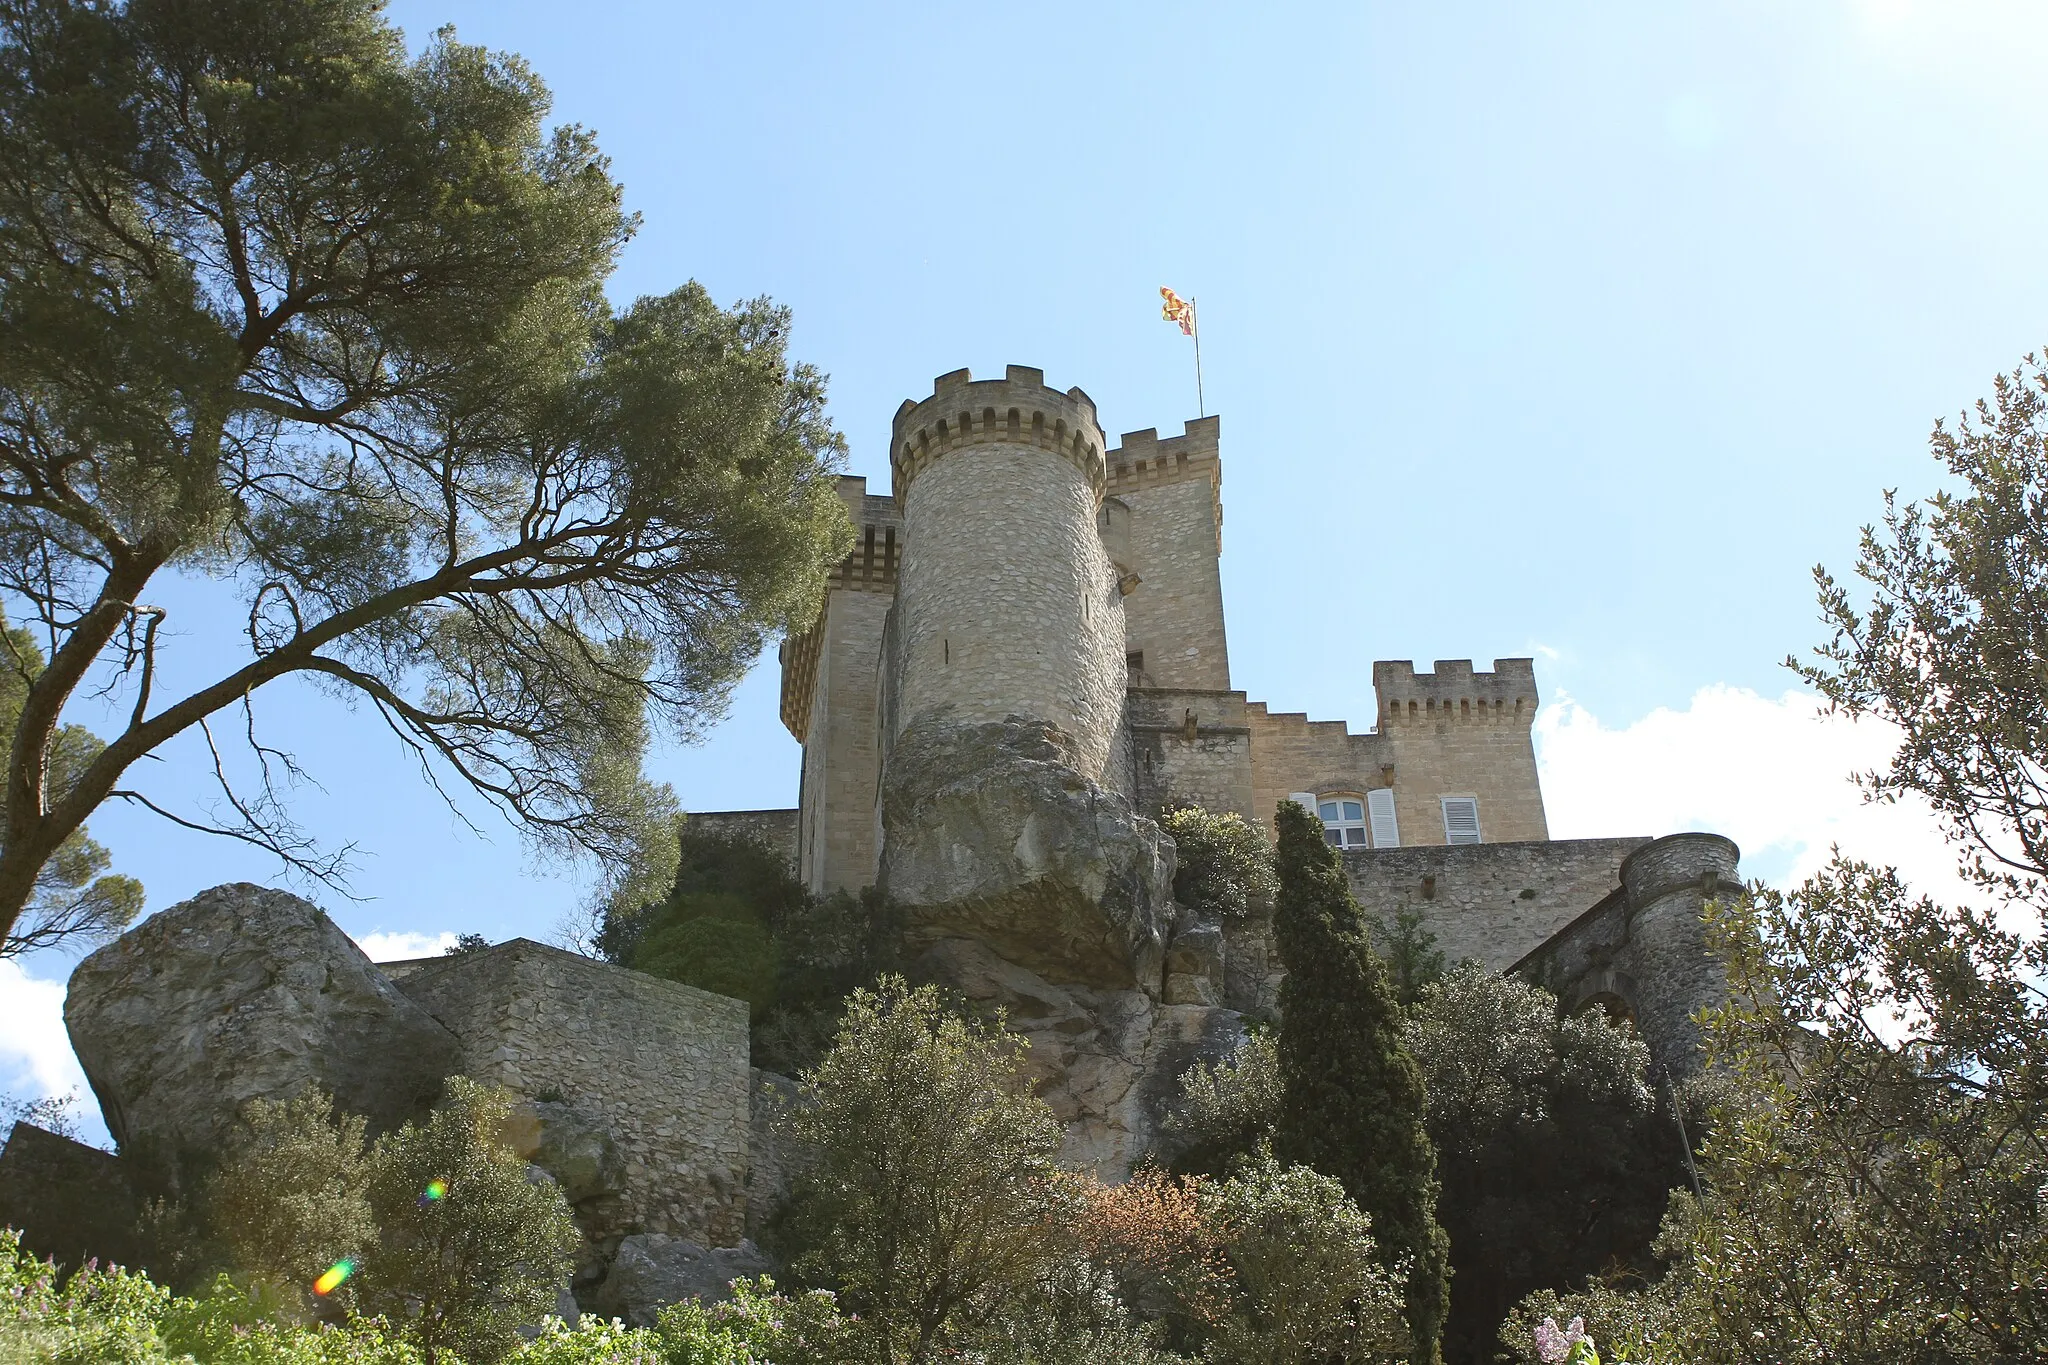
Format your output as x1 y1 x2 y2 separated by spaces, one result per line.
1160 286 1195 336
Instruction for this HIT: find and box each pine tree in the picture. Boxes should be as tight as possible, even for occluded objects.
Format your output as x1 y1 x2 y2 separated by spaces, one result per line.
1271 799 1451 1365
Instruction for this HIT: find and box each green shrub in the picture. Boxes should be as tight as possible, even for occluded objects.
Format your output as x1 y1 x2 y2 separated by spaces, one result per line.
358 1078 579 1364
631 895 781 1019
202 1090 375 1311
1160 805 1278 924
787 978 1074 1362
1163 1030 1281 1177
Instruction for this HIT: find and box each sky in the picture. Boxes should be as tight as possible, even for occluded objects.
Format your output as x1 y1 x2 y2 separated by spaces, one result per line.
9 0 2048 1140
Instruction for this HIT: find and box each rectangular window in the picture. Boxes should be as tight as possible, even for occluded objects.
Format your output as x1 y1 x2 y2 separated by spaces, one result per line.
1367 789 1400 848
1441 796 1481 845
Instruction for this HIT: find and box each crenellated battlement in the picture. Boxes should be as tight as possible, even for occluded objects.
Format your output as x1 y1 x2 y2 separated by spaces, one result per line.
1374 658 1538 728
890 365 1106 504
1106 416 1220 495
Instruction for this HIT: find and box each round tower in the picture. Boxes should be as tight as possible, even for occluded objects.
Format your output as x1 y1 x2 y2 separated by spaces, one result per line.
1618 832 1742 1075
887 365 1126 780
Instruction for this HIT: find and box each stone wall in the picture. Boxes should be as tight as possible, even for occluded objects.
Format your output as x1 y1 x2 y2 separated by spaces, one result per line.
1339 836 1651 971
394 941 752 1245
1111 419 1229 693
0 1123 140 1270
1511 833 1740 1075
1127 687 1257 820
888 367 1127 782
1245 702 1394 837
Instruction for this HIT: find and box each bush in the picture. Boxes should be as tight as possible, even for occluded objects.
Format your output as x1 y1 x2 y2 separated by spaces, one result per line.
785 977 1074 1361
631 894 782 1019
1162 1031 1281 1178
1200 1154 1410 1365
357 1078 579 1364
1161 805 1278 924
1405 966 1700 1363
202 1090 375 1311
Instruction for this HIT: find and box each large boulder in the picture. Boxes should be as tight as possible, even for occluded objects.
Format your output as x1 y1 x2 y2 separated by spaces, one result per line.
879 717 1175 994
507 1100 625 1207
65 883 459 1178
593 1234 774 1326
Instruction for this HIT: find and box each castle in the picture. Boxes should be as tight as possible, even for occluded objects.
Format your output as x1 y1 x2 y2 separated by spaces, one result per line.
699 364 1740 1083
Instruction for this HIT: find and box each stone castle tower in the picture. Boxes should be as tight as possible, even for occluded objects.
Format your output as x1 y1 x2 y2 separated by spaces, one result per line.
699 364 1741 1167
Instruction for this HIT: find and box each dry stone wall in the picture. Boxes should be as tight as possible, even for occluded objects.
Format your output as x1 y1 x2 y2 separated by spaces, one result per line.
394 941 751 1245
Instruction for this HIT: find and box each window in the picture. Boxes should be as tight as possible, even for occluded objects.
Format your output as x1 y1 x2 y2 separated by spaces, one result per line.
1367 789 1400 848
1441 796 1481 845
1318 796 1370 848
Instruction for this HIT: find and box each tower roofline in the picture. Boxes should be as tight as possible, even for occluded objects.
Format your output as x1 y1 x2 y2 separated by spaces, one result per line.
890 365 1106 504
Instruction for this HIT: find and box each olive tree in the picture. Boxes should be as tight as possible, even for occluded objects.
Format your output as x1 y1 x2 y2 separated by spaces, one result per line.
0 0 851 947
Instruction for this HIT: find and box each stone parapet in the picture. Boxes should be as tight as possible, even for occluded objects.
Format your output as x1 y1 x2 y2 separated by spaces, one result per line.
891 365 1105 504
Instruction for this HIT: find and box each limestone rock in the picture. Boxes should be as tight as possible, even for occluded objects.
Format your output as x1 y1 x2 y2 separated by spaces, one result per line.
1164 919 1224 1006
919 937 1244 1175
64 883 459 1175
880 717 1174 994
594 1234 774 1325
507 1101 625 1207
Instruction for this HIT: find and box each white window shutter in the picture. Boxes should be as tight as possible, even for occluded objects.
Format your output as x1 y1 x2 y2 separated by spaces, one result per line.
1288 792 1319 816
1367 789 1400 848
1441 796 1481 845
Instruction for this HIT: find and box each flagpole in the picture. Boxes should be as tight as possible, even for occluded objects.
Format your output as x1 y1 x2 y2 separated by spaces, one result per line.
1191 297 1206 418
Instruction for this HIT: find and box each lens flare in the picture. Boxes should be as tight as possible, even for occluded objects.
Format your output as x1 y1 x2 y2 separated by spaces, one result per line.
418 1179 448 1207
313 1260 354 1295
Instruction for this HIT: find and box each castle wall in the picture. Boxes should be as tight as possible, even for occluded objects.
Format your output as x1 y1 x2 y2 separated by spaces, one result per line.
1110 420 1230 692
1127 687 1257 820
1245 702 1394 834
1339 836 1650 972
1374 660 1549 844
394 941 752 1245
889 367 1126 780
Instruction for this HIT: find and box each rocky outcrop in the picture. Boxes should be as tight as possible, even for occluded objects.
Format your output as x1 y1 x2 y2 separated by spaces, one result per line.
880 717 1174 995
64 883 460 1181
593 1235 774 1325
919 937 1243 1175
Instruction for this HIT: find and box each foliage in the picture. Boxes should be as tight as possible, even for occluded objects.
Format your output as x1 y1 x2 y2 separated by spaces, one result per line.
0 1085 83 1140
1405 966 1703 1363
606 828 900 1070
0 613 141 956
1270 800 1449 1365
0 1228 421 1363
784 976 1075 1363
444 934 492 957
358 1077 579 1364
1072 1165 1233 1337
1161 804 1278 925
1372 908 1446 1010
1162 1030 1280 1179
202 1090 374 1312
647 1277 854 1364
1198 1153 1410 1365
1793 349 2048 892
0 0 852 946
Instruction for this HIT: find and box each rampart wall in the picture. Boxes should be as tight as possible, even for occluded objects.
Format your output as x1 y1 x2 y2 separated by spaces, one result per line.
1245 703 1393 836
1339 836 1650 972
1127 687 1257 820
1374 660 1548 844
394 941 752 1245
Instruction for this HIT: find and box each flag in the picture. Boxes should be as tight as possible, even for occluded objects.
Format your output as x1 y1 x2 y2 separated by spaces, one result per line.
1160 286 1195 336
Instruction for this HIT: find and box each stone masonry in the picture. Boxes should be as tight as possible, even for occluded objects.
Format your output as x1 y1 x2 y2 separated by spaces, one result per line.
393 940 752 1245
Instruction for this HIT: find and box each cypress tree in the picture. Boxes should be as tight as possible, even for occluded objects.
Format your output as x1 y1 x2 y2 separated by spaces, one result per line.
1271 799 1451 1365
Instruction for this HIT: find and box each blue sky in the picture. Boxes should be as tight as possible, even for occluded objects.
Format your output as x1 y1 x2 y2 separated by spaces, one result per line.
10 1 2048 1132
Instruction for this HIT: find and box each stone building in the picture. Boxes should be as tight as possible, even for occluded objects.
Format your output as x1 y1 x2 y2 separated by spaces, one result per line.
708 364 1738 1079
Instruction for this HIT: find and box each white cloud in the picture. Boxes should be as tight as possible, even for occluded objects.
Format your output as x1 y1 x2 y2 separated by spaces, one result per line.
0 959 89 1103
1536 683 1975 905
354 929 458 962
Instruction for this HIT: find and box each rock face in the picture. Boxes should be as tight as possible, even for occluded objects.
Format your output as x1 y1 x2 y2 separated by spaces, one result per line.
593 1235 774 1326
64 883 459 1178
880 717 1175 994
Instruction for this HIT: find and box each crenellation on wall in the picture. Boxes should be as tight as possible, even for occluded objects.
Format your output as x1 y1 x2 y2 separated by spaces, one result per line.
395 941 752 1246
